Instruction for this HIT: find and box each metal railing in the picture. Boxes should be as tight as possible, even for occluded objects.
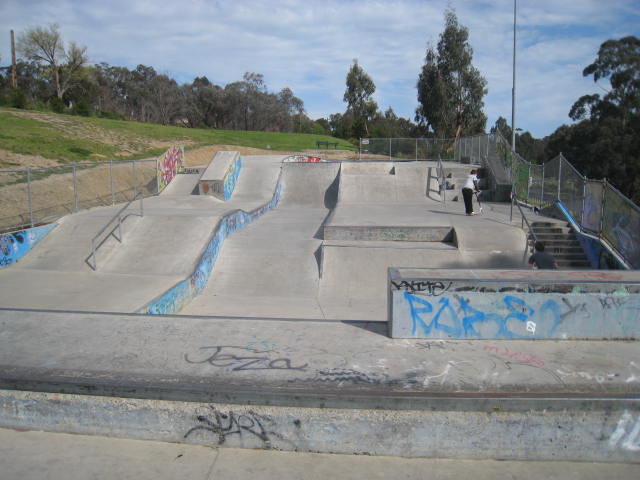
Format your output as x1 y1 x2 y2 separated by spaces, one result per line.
436 155 446 204
85 192 144 271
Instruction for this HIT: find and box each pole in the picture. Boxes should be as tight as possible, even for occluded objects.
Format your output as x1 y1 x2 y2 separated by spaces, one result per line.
73 163 78 211
27 168 33 227
10 30 17 88
511 0 517 153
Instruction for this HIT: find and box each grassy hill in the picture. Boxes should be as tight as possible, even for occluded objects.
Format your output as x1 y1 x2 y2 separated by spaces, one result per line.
0 107 354 168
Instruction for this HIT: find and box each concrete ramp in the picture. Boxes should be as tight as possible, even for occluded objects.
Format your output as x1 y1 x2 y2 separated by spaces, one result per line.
278 162 340 208
338 161 434 204
180 162 341 318
160 170 204 196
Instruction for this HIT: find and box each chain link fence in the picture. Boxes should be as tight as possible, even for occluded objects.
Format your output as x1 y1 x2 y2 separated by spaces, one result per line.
510 149 640 269
0 145 183 234
359 138 455 161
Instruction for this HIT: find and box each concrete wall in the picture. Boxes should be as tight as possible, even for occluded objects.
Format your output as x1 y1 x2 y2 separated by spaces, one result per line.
0 224 57 269
142 172 282 315
156 145 184 193
389 268 640 340
2 390 639 462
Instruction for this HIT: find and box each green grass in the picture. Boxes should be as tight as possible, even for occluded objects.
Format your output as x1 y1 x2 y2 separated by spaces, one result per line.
0 112 121 162
0 107 354 165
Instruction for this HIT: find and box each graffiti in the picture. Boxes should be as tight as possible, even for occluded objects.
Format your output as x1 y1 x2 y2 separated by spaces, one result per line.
391 280 452 295
483 345 545 367
157 145 183 192
185 346 308 371
609 410 640 451
144 176 282 314
626 361 640 383
0 224 57 270
416 340 455 350
556 368 617 384
313 368 382 385
403 292 561 339
184 406 282 448
223 156 242 200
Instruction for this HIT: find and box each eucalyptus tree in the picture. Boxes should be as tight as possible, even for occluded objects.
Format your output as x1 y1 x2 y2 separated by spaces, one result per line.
17 23 87 101
344 59 377 138
416 9 487 138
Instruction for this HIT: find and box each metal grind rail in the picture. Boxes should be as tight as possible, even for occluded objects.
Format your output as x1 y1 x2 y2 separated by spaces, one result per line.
85 193 144 271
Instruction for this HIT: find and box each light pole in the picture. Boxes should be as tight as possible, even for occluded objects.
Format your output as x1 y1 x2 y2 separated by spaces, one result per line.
511 0 517 153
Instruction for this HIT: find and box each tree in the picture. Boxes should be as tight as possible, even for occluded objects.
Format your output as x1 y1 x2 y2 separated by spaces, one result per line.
416 9 487 138
569 36 640 127
17 23 88 101
343 59 378 138
546 36 640 204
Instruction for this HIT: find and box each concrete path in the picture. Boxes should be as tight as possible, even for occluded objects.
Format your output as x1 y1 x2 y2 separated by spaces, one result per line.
2 429 638 480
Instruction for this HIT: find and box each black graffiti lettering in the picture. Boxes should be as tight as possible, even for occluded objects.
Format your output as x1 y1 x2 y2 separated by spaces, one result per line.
391 280 452 295
185 346 308 371
184 407 277 447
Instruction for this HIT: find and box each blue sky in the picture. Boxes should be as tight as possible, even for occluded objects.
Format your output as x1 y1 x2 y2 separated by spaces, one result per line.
1 0 639 138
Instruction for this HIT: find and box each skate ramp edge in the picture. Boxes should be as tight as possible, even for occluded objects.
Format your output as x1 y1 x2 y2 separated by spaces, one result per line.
389 267 640 339
198 151 241 201
324 225 456 243
139 168 283 315
0 224 57 270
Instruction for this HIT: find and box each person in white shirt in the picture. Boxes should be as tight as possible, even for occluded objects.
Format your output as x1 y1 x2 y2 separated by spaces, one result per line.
462 169 479 215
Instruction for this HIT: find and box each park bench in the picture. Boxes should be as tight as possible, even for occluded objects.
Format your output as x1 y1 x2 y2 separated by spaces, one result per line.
316 140 338 149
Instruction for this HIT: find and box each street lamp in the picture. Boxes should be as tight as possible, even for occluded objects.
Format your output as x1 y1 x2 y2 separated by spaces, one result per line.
511 0 517 153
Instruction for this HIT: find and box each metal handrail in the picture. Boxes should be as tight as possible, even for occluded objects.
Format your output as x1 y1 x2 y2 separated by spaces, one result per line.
512 197 539 263
86 193 144 270
437 155 446 204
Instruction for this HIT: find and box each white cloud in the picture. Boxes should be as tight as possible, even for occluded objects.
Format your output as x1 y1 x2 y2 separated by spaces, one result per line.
1 0 638 138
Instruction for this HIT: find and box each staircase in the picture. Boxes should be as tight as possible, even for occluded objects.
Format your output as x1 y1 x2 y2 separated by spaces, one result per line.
529 221 591 268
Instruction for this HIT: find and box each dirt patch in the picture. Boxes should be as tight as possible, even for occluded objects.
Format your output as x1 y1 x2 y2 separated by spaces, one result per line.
0 148 61 169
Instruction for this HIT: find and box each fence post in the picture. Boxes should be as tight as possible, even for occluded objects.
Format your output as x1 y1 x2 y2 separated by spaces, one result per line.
359 138 362 161
599 179 608 240
540 163 545 207
27 168 34 227
110 160 115 205
557 155 562 202
415 138 418 161
73 163 78 211
389 138 392 160
133 160 137 200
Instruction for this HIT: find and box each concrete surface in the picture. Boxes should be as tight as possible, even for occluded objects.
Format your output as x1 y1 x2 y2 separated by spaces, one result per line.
3 428 639 480
0 156 639 464
0 155 283 312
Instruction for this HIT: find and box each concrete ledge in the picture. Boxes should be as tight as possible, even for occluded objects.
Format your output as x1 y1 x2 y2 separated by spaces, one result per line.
198 151 242 201
324 226 456 243
1 389 639 461
389 268 640 339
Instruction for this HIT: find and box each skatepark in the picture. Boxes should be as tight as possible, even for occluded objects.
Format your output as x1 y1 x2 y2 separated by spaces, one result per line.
1 150 639 465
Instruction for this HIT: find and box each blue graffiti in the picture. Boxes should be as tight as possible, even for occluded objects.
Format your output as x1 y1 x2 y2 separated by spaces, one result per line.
404 292 561 339
146 175 282 315
223 158 242 201
0 224 57 269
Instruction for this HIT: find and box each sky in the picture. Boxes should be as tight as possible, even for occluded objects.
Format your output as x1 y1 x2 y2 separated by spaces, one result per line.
1 0 639 138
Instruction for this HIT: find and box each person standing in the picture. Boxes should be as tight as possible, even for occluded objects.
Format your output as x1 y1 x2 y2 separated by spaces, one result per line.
462 169 479 215
528 241 558 269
